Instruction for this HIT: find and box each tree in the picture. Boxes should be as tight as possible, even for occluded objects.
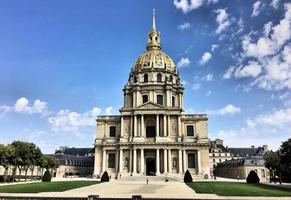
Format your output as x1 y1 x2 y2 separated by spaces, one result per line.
279 138 291 182
264 150 280 182
184 170 193 183
246 170 260 183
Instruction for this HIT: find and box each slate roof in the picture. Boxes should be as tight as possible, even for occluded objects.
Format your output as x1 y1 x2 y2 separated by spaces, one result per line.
55 147 94 157
51 154 94 166
217 156 265 167
228 147 265 157
209 141 230 153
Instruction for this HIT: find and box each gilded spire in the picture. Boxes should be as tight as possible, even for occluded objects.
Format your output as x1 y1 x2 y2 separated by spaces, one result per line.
152 9 156 32
147 9 161 50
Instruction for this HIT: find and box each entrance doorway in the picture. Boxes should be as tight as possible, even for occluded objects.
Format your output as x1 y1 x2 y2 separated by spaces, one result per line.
146 158 156 176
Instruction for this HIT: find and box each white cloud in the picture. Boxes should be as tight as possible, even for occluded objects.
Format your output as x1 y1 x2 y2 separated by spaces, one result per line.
228 3 291 91
252 1 262 17
192 83 201 90
105 106 113 115
211 44 219 51
202 73 214 81
199 52 212 65
222 66 235 79
178 22 191 30
215 9 231 34
14 97 48 114
0 105 11 118
235 61 263 78
48 107 102 133
173 0 219 14
177 57 191 68
271 0 280 9
207 104 241 115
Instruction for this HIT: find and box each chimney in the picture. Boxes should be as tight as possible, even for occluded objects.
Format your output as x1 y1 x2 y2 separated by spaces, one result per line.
215 139 223 145
251 145 255 148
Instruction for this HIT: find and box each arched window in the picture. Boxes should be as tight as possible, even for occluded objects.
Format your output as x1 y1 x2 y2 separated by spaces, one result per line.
157 73 162 82
169 75 173 82
144 74 148 83
134 76 137 83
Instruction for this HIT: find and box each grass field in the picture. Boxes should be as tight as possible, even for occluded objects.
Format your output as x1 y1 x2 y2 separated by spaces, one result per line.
187 181 291 196
0 181 100 193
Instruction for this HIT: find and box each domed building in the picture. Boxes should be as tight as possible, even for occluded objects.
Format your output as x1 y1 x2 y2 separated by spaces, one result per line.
94 10 210 179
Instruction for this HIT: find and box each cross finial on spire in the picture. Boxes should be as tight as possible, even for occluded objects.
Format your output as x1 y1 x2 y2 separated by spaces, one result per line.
152 8 156 31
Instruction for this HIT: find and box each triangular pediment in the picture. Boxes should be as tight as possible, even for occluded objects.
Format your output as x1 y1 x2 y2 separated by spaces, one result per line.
136 101 164 110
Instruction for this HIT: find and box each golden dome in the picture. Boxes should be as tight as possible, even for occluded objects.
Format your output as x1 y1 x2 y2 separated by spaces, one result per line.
132 49 176 71
132 9 176 72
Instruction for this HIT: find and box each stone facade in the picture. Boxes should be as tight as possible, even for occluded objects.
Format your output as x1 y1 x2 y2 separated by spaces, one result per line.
93 11 210 179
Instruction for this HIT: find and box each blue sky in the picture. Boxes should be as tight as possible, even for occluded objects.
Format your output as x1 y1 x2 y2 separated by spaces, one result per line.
0 0 290 153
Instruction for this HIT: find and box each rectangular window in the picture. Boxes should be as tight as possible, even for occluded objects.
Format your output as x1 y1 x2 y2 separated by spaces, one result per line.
188 153 196 168
142 95 148 103
108 153 115 168
157 95 163 105
172 96 175 107
186 125 194 136
109 126 116 137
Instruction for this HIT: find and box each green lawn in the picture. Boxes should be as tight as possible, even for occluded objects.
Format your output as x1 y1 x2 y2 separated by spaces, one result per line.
187 181 291 196
0 181 100 193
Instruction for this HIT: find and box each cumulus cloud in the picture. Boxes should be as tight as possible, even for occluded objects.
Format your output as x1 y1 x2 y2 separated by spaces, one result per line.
48 107 102 132
235 61 263 78
222 66 235 79
252 1 262 17
202 73 214 81
173 0 219 14
0 105 11 118
207 104 241 115
178 22 191 30
199 52 212 65
226 3 291 91
177 57 191 68
271 0 280 9
211 44 219 51
47 106 114 133
215 9 231 34
14 97 48 114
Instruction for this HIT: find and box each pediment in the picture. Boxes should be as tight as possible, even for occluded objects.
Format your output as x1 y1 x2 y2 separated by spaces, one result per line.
136 101 164 110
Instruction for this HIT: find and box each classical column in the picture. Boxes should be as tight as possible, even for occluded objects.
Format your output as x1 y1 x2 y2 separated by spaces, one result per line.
102 149 106 172
179 93 182 108
156 149 160 175
178 149 183 173
167 115 171 137
119 149 123 173
134 115 137 137
120 116 124 137
183 150 187 173
163 115 167 137
104 122 108 138
141 148 144 175
141 115 144 137
130 116 133 140
129 149 132 174
133 149 137 174
168 149 172 173
177 116 181 137
156 114 159 137
133 92 136 107
197 150 201 174
164 149 168 174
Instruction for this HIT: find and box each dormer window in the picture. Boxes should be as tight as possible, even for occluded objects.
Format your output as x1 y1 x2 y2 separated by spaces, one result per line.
157 73 162 82
144 74 148 83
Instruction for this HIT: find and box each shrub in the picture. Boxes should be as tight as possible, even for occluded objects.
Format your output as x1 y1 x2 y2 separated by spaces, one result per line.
100 171 109 182
42 170 52 182
246 170 260 183
184 170 193 183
